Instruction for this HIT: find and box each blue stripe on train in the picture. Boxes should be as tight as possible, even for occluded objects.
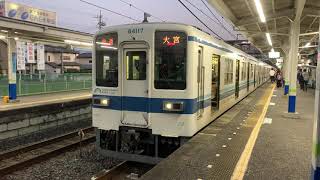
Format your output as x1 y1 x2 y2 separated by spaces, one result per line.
187 36 233 53
93 82 257 114
93 95 212 114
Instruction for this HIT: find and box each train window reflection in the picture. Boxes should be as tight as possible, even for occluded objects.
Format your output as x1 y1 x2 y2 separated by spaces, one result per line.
126 51 146 80
95 33 118 87
154 31 187 90
224 58 233 85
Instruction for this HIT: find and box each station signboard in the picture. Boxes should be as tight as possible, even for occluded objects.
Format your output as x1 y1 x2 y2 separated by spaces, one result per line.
268 51 280 59
0 0 57 26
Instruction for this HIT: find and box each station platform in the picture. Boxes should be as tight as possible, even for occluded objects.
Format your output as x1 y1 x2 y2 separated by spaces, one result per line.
142 83 314 180
0 90 91 111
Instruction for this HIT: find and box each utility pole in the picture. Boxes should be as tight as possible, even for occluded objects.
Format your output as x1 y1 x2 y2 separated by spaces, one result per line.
95 10 106 30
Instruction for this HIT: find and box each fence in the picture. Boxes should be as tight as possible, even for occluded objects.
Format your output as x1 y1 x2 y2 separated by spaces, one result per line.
0 73 92 97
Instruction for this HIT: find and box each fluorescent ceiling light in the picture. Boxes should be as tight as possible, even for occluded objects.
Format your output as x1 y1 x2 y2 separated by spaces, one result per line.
254 0 266 23
1 30 8 33
266 33 272 46
0 35 6 39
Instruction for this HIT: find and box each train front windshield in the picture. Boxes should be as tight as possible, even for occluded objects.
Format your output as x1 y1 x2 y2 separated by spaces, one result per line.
154 31 187 90
95 33 118 87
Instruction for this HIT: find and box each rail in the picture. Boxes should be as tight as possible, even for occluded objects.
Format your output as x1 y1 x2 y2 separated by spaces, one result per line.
91 161 154 180
0 127 95 176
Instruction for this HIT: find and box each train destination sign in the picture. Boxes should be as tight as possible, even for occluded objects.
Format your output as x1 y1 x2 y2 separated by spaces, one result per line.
162 35 181 47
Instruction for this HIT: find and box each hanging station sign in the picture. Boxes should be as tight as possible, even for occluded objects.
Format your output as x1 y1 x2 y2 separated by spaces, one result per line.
27 42 35 63
0 0 57 26
16 41 26 70
36 44 45 70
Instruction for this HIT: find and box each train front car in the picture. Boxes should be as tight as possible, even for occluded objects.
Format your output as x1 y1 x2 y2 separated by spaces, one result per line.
92 23 193 163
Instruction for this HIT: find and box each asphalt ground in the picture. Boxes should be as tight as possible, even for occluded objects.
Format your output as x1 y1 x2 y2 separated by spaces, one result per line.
142 83 275 180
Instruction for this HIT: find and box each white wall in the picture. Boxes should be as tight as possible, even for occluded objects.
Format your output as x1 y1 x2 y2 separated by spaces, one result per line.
46 52 77 64
76 57 92 65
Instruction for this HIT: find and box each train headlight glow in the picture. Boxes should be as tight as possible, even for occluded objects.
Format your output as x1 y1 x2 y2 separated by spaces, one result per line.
165 103 173 110
163 101 184 112
100 98 110 106
93 98 110 106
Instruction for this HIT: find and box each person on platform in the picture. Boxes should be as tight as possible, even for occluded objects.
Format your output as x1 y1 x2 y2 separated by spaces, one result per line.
269 68 276 83
276 71 283 88
302 69 309 92
297 69 304 90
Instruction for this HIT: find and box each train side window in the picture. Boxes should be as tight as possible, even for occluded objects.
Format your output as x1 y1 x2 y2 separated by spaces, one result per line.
95 33 118 87
224 58 233 85
250 64 254 79
154 31 187 90
241 62 246 81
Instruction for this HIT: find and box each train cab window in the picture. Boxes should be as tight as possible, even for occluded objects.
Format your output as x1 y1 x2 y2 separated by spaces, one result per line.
224 58 233 85
95 33 118 87
126 51 146 80
154 31 187 90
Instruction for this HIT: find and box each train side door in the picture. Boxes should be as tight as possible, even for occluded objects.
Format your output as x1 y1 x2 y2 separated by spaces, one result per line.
121 48 149 127
197 47 205 117
211 54 220 109
247 62 250 91
235 60 240 98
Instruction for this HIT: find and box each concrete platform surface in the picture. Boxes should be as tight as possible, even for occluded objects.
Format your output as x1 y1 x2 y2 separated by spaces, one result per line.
244 87 314 180
0 90 91 111
142 84 275 180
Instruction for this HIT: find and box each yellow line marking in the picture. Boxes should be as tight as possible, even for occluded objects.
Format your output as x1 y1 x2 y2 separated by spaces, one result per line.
231 84 276 180
0 94 91 110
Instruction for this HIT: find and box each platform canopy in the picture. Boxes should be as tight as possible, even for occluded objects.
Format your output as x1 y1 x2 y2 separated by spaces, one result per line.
0 16 93 48
207 0 320 62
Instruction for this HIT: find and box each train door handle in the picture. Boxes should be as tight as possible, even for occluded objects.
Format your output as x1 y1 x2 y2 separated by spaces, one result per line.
145 90 148 94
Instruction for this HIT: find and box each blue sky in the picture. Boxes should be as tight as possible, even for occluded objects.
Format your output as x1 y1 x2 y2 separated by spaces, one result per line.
11 0 240 40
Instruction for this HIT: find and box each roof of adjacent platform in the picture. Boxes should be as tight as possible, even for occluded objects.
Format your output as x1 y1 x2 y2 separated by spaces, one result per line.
207 0 320 62
0 16 92 47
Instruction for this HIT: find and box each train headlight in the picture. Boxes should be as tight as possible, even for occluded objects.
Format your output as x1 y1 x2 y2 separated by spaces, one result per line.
101 98 110 106
163 101 184 112
93 98 110 106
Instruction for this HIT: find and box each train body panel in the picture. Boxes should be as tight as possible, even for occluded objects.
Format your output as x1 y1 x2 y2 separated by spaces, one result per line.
92 22 271 163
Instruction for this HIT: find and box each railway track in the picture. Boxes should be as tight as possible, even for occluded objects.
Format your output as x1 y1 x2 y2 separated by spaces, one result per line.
0 127 96 176
91 161 154 180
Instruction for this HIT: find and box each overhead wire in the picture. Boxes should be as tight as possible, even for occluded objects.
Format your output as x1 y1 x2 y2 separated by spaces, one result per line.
117 0 165 22
198 0 237 39
177 0 223 40
79 0 140 22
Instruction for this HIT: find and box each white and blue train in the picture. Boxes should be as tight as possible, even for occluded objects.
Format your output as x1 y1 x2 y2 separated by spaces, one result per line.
92 22 271 163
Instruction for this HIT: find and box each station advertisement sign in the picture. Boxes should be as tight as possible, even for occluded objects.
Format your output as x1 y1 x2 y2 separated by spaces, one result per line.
16 41 26 70
27 42 35 63
36 44 45 70
0 0 57 26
